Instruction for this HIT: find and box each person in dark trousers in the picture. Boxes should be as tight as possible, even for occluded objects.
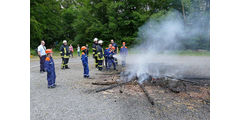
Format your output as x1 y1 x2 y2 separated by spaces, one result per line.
81 46 89 78
44 49 56 88
104 44 111 69
120 42 128 67
111 39 118 65
38 40 46 73
96 40 104 71
60 40 70 69
107 46 117 71
92 38 98 68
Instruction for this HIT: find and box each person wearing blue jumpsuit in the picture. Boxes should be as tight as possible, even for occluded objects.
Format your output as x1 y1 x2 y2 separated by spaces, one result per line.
107 47 117 71
104 44 112 69
120 42 128 67
104 48 109 69
44 49 56 88
81 46 89 78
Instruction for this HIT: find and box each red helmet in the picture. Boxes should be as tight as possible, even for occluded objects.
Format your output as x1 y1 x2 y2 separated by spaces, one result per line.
45 49 53 54
81 46 87 51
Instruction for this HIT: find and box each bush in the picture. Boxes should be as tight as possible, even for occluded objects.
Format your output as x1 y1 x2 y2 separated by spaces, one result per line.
30 49 38 56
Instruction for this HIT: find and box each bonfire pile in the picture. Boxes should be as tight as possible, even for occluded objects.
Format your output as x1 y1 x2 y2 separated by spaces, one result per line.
93 71 192 105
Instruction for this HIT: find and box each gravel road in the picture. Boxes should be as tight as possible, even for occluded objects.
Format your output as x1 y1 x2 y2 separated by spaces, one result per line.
31 55 210 120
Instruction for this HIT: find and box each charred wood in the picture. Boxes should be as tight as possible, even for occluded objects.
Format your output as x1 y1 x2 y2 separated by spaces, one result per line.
96 80 134 93
137 83 155 105
92 81 117 85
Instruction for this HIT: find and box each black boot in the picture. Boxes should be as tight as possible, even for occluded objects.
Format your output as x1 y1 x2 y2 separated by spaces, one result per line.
65 65 70 69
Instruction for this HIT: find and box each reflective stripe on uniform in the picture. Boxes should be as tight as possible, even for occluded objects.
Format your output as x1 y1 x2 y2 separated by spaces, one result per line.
64 48 66 54
64 55 69 58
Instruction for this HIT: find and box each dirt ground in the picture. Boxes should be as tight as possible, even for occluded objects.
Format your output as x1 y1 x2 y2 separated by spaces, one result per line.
30 54 210 120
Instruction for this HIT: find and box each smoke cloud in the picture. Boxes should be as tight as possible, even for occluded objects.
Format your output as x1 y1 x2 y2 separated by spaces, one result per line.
121 10 210 83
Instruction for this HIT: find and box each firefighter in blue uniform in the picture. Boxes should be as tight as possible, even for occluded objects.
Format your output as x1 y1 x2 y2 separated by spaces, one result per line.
81 46 89 78
92 38 98 68
60 40 70 69
44 49 56 88
107 46 117 71
120 42 128 67
96 40 104 71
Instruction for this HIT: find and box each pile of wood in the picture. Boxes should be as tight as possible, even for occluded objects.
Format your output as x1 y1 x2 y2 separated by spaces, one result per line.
93 71 209 105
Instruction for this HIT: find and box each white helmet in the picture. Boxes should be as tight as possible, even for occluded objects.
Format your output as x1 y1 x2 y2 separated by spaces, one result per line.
63 40 67 43
94 38 98 42
98 40 103 44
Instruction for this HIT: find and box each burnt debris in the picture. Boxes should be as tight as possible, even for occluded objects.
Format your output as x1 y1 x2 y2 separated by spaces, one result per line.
137 82 155 105
95 71 209 105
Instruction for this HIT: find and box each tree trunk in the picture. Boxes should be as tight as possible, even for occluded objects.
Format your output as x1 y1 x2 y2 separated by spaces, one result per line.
181 0 186 23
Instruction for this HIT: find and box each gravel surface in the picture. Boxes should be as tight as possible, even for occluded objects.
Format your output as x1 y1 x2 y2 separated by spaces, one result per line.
31 55 210 120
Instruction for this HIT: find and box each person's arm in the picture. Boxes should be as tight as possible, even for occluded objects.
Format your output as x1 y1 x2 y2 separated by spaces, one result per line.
37 46 41 57
92 45 96 54
60 45 64 56
38 52 41 57
81 54 87 64
44 59 50 73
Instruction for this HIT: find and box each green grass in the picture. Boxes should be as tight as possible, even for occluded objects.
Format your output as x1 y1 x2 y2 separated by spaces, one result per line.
30 49 38 56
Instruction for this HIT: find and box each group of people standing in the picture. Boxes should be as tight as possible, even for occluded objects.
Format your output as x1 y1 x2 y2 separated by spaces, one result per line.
92 38 128 71
37 38 128 88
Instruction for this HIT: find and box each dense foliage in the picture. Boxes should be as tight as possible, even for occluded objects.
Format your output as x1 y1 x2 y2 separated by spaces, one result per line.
31 0 209 50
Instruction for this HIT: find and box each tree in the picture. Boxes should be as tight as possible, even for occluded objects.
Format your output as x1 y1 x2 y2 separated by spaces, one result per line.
31 0 209 50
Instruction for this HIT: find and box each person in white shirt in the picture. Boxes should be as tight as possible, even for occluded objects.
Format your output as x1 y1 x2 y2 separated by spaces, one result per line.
38 40 46 73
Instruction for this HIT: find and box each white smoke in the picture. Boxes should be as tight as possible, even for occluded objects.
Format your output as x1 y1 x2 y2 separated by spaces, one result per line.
137 11 185 53
123 10 210 82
